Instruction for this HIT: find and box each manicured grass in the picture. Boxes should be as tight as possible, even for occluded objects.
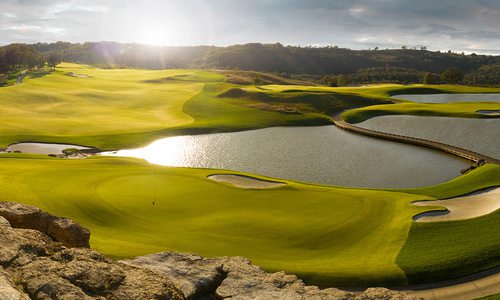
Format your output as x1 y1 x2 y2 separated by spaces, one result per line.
341 102 500 123
0 63 207 148
0 63 337 149
0 154 498 286
475 294 500 300
396 164 500 283
396 210 500 284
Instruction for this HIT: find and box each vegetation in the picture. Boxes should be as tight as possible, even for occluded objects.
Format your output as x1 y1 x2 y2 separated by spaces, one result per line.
464 64 500 86
475 294 500 300
0 153 498 287
2 42 499 86
441 67 464 84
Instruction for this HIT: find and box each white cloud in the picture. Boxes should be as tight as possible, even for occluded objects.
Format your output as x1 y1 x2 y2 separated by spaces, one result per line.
0 0 498 54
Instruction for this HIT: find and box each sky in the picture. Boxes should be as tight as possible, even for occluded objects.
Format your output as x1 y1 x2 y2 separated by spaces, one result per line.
1 0 499 55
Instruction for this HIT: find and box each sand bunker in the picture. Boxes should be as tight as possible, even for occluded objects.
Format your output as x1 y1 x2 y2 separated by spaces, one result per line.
413 187 500 222
67 72 89 78
208 174 285 189
477 110 500 116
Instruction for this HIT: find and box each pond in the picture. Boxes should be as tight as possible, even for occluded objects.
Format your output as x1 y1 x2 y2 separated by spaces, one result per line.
102 125 468 188
357 116 500 159
4 143 90 155
392 93 500 103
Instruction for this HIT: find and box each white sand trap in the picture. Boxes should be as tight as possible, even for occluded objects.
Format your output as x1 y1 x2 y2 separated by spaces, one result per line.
208 174 285 189
477 110 500 116
67 72 89 78
413 187 500 222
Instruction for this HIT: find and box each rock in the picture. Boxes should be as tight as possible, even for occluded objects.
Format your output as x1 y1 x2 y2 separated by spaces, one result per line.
125 253 421 300
355 287 417 300
48 217 91 248
0 202 90 248
0 216 184 299
122 252 226 299
0 268 30 300
0 216 10 227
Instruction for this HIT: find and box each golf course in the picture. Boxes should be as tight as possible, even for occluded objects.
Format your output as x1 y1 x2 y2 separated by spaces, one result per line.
1 63 499 287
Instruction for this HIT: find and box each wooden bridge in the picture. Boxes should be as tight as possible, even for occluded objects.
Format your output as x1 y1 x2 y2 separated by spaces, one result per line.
332 113 500 165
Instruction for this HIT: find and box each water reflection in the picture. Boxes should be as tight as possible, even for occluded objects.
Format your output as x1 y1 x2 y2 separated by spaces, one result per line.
358 116 500 159
392 93 500 103
103 126 468 188
5 143 90 155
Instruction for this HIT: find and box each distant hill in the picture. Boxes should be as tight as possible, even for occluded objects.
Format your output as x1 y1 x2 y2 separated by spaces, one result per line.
1 41 499 85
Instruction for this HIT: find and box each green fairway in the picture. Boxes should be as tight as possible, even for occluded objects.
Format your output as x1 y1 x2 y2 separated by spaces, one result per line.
0 154 498 286
0 63 331 149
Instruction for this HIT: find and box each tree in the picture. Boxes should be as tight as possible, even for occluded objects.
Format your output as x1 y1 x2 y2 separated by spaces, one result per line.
253 74 263 87
47 53 61 70
441 68 463 84
322 75 337 87
336 74 350 86
421 72 436 84
4 45 23 68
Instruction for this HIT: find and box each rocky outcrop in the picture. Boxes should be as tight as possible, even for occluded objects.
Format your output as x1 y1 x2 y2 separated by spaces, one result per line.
0 203 419 299
0 267 29 300
123 252 418 300
0 215 183 299
0 202 90 248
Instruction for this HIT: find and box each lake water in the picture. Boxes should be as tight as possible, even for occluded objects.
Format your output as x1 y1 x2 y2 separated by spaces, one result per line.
103 126 468 188
357 116 500 159
5 143 90 155
392 93 500 103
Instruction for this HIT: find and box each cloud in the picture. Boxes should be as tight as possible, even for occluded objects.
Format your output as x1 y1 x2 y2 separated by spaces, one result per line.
0 0 498 54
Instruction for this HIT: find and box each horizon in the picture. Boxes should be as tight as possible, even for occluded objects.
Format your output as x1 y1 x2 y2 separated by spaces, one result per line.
1 0 499 55
2 40 499 56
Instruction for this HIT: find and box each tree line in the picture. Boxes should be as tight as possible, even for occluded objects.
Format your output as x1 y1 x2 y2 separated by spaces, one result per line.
0 44 61 72
1 42 499 86
322 67 471 86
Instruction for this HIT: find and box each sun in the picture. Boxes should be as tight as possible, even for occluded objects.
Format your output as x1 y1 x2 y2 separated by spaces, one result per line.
133 21 170 46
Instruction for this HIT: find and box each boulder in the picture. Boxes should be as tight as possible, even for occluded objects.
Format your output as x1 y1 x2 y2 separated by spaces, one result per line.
121 252 226 299
0 216 184 299
0 202 90 248
123 252 419 300
0 268 30 300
